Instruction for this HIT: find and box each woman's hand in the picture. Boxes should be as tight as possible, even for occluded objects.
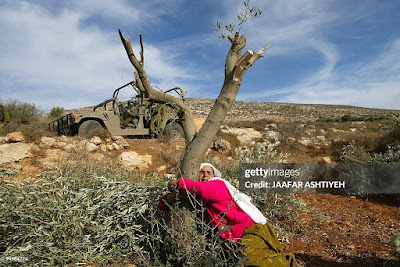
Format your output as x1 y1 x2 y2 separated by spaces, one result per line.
167 178 180 192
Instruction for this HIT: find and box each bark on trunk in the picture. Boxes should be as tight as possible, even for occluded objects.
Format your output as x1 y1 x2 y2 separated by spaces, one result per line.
180 33 269 179
119 30 196 142
119 30 269 180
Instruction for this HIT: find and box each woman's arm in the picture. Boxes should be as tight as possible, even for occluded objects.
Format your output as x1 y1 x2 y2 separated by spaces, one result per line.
157 178 187 211
177 178 231 202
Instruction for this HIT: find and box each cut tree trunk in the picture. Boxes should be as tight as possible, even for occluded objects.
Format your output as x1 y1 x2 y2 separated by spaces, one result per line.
180 33 269 179
119 30 269 179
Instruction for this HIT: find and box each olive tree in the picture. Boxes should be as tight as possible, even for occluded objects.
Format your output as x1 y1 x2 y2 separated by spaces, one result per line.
119 1 268 179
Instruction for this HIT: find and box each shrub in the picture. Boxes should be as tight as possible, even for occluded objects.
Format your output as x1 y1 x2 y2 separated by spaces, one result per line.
2 99 54 142
4 99 41 126
0 138 298 266
342 140 400 163
317 114 386 123
0 167 246 266
49 107 65 118
235 142 285 164
215 130 241 155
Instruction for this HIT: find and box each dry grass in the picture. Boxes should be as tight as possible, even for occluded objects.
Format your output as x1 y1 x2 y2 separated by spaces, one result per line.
215 130 241 156
84 126 111 140
225 118 274 132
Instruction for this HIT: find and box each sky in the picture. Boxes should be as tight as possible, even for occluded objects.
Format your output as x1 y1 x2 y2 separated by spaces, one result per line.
0 0 399 112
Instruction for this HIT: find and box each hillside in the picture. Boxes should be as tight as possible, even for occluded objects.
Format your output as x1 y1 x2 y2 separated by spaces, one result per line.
185 98 397 121
1 99 399 266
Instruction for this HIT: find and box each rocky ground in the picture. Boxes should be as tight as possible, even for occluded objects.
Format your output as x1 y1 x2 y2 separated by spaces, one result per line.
185 98 397 121
1 99 399 266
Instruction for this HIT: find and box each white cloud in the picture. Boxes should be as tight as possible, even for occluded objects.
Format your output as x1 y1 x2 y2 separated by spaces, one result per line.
1 0 399 111
0 0 194 110
240 37 400 110
230 0 400 110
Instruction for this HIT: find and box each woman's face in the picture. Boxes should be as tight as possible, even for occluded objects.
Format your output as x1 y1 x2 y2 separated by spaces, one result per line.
199 166 214 182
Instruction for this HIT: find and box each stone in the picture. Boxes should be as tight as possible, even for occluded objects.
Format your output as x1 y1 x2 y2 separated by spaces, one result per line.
0 136 9 143
212 139 231 154
112 143 121 150
322 157 332 163
115 138 129 148
249 141 256 146
40 137 56 148
119 151 152 170
157 165 167 173
64 144 76 151
220 127 262 145
6 132 25 142
305 129 316 135
263 130 280 142
111 135 124 141
0 143 31 164
316 136 326 142
57 135 69 142
54 141 67 149
106 144 114 151
350 128 357 133
99 144 107 152
86 142 98 152
299 137 312 146
90 136 102 145
287 137 297 144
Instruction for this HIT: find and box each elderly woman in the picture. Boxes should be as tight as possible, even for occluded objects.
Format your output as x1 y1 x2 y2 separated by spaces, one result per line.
159 163 296 267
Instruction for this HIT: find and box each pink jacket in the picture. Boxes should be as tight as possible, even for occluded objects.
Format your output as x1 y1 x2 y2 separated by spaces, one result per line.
158 177 254 241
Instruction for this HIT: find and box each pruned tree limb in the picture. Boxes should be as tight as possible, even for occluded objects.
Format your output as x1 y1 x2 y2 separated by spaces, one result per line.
181 33 270 179
139 34 144 65
119 29 196 142
119 29 269 179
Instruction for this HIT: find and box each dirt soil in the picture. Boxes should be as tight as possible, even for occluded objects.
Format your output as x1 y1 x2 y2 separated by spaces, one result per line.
2 101 399 266
280 193 400 266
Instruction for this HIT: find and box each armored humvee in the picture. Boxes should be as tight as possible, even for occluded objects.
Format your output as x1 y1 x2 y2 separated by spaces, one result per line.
49 81 185 139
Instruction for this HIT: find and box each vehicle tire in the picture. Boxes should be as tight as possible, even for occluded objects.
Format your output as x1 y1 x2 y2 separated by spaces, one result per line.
78 120 104 137
164 123 185 140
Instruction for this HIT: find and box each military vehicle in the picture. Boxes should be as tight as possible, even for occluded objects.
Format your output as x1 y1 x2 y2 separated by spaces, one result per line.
49 81 185 139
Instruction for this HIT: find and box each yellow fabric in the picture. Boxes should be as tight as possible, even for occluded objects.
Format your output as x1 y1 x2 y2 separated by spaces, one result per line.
241 223 296 267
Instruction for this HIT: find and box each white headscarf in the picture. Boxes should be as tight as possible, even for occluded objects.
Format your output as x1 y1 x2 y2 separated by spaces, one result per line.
199 163 267 225
199 162 222 178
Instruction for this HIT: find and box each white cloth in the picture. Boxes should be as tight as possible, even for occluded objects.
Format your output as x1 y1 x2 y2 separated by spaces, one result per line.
200 163 267 225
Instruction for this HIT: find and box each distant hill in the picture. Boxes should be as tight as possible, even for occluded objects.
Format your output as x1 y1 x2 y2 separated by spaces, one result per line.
184 98 398 121
68 97 398 122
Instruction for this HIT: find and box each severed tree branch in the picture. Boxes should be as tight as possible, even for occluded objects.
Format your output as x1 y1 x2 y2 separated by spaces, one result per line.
181 32 270 179
119 29 196 142
119 29 269 179
139 34 144 65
